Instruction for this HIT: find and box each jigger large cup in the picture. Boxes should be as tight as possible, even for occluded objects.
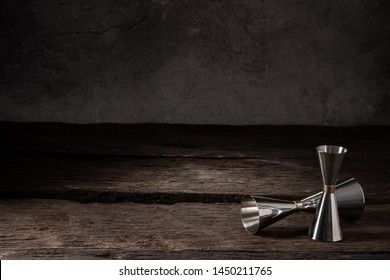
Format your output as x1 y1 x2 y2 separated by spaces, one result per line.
241 177 364 235
309 145 347 242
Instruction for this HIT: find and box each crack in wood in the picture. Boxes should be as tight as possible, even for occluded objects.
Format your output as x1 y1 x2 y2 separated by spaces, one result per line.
1 190 243 205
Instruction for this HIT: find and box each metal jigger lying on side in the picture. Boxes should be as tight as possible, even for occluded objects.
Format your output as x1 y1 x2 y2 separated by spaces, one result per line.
308 145 348 242
241 177 364 235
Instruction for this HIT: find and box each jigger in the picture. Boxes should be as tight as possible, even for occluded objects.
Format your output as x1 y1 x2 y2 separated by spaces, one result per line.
241 177 364 235
309 145 347 242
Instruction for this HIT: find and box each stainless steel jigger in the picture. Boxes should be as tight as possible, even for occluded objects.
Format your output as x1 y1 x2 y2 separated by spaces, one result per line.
309 145 347 242
241 177 364 235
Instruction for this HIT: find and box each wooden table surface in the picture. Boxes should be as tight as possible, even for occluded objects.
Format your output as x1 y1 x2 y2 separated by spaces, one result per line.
0 123 389 259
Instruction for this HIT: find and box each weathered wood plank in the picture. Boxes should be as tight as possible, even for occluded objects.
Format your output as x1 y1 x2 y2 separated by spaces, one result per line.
1 124 388 259
1 156 388 203
2 249 389 260
0 199 389 259
1 123 388 203
1 123 389 159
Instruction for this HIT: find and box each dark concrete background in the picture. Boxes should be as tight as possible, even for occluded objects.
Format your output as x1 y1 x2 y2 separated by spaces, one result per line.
0 0 389 125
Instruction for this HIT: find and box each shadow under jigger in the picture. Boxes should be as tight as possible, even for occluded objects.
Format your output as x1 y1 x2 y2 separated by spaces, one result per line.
309 145 347 242
241 178 364 235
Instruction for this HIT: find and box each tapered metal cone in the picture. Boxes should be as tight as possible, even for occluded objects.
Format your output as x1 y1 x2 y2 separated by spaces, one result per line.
241 178 364 235
309 192 342 241
309 145 347 242
241 196 296 234
317 145 347 186
319 177 365 220
301 177 365 220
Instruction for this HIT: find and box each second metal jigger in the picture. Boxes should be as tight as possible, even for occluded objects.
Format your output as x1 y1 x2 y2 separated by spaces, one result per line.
309 145 347 242
241 177 364 235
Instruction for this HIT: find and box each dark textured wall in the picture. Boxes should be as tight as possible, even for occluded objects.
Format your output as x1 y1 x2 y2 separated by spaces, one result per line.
0 0 389 125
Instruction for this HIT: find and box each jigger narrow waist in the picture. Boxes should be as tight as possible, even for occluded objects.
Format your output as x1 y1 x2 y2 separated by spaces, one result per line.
323 185 336 193
294 200 304 209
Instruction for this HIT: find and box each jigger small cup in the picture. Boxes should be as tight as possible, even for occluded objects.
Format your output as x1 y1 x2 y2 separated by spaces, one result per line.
309 145 347 242
241 177 364 235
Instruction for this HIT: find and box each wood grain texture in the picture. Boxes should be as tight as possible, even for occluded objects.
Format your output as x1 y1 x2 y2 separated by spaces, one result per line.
0 123 389 204
0 123 389 259
0 199 389 259
1 156 388 204
1 123 389 159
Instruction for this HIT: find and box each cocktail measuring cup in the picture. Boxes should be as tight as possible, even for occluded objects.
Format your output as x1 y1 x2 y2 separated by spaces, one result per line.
309 145 348 242
241 177 364 235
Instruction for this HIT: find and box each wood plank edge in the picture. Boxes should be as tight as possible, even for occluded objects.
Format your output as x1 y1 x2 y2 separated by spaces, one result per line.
1 190 388 205
0 191 243 204
2 248 389 260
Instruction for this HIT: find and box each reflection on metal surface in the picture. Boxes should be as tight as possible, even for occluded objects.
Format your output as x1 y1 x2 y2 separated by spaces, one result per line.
241 177 364 235
308 145 347 242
